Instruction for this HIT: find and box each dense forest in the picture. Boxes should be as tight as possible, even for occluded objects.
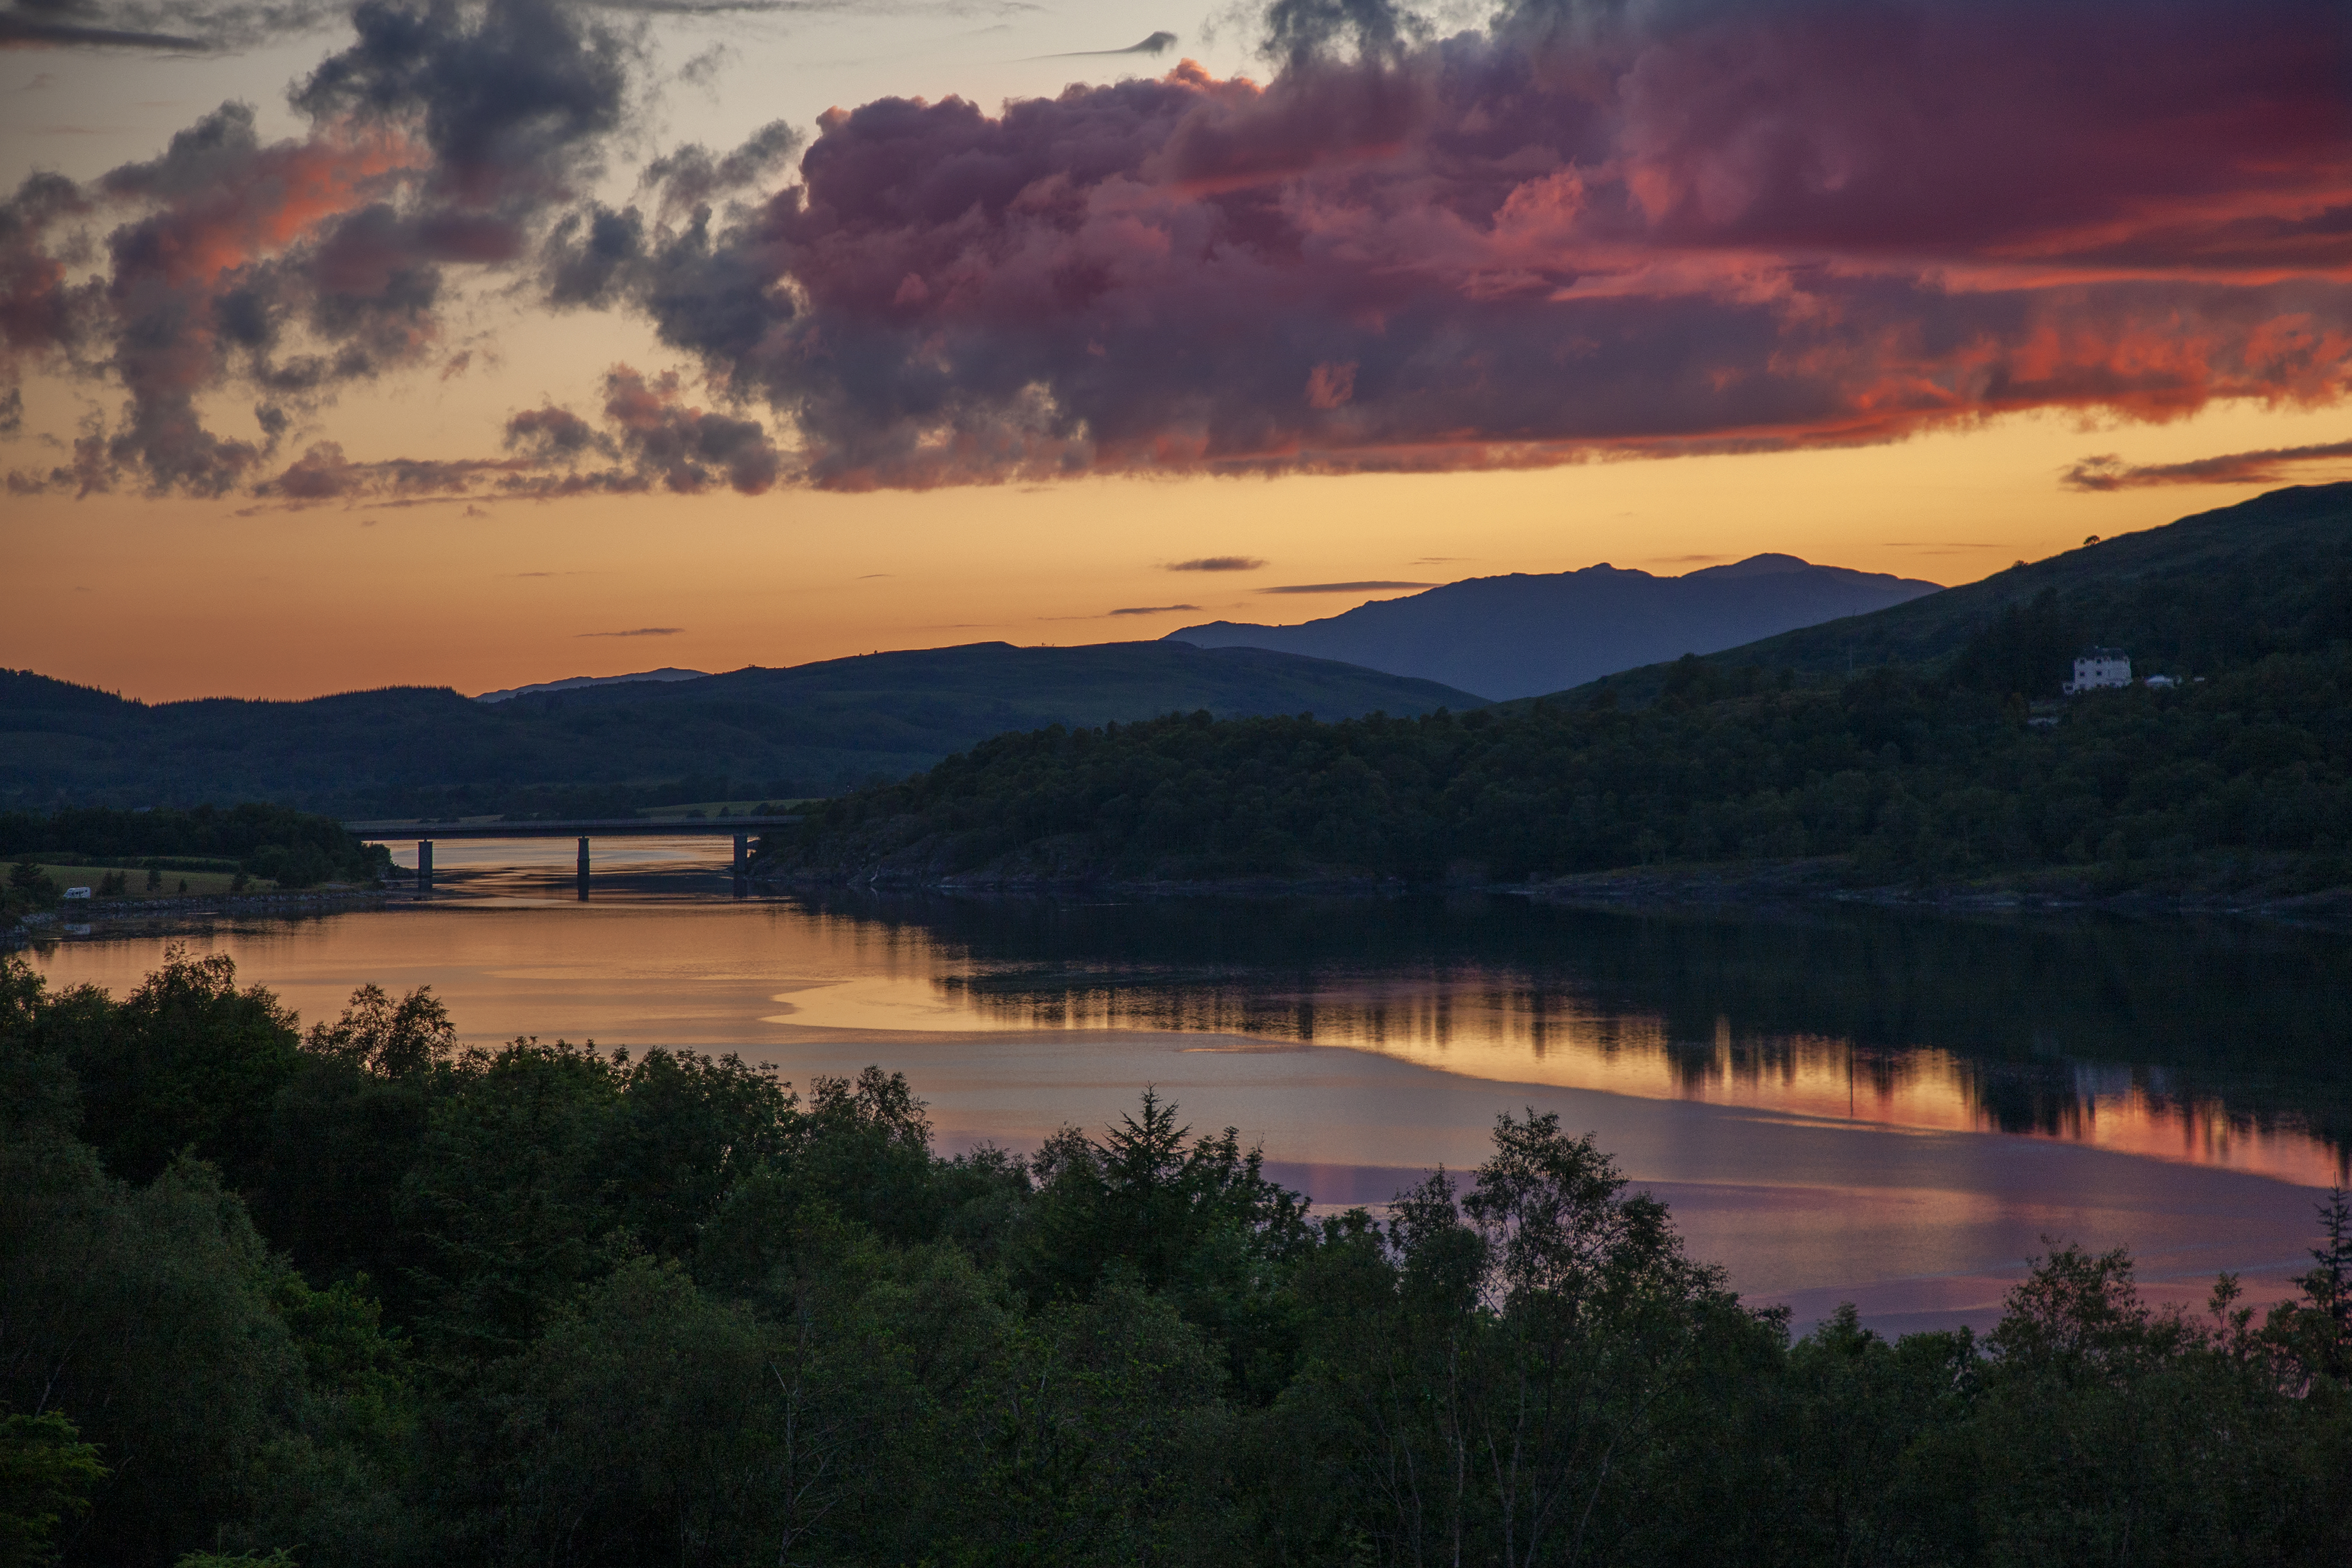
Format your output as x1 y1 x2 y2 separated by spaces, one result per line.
764 487 2352 895
3 949 2349 1566
2 806 389 916
0 644 1482 817
762 640 2352 893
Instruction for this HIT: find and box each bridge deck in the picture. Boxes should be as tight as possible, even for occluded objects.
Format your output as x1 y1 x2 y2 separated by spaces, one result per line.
349 816 801 840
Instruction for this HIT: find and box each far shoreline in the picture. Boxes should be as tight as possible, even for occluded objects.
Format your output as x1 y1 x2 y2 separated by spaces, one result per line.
17 855 2352 944
752 852 2352 932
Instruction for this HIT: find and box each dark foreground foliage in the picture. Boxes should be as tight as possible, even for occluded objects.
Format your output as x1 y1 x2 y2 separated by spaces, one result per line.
4 948 2350 1567
768 644 2352 890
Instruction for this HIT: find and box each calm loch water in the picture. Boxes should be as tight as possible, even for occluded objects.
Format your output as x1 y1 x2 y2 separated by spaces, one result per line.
27 837 2352 1335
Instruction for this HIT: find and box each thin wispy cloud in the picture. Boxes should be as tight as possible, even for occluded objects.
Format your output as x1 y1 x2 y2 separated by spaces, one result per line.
2062 439 2352 491
1166 556 1265 572
578 626 683 638
1025 30 1174 59
0 14 209 49
1257 581 1434 595
1109 603 1199 615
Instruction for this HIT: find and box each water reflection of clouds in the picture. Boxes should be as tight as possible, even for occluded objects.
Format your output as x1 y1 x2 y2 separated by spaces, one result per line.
936 967 2348 1187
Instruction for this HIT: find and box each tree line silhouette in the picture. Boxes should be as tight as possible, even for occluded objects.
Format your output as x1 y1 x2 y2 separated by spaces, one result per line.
768 640 2352 892
5 950 2350 1565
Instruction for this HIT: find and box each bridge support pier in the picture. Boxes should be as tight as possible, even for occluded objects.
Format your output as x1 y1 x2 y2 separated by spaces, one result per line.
733 832 748 875
577 836 591 900
417 840 433 891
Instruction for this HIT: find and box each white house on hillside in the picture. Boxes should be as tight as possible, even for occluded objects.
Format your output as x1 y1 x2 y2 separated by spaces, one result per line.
2064 648 2131 694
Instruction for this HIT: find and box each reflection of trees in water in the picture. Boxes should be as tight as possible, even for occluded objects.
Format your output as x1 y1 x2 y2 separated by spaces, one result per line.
803 889 2352 1170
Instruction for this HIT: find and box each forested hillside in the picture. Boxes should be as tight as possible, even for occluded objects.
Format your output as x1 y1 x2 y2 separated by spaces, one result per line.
6 949 2350 1565
766 486 2352 897
764 648 2352 893
0 643 1482 817
1573 482 2352 706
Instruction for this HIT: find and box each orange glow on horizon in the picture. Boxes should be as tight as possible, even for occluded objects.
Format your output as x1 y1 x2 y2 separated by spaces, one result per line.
9 395 2350 704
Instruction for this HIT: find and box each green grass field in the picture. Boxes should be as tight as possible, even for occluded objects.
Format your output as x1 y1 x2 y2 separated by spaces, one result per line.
20 862 272 899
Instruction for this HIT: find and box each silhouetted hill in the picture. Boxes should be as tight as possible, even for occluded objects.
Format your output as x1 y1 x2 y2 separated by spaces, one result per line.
1165 555 1940 699
473 667 709 703
1562 483 2352 707
771 488 2352 900
0 642 1484 816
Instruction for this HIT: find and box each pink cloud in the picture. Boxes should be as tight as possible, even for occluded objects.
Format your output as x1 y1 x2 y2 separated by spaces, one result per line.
625 0 2351 488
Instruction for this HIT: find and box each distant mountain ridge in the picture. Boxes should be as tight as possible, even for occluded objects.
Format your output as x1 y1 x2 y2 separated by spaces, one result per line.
1165 556 1941 699
769 486 2352 899
0 642 1485 816
1556 482 2352 706
474 668 709 703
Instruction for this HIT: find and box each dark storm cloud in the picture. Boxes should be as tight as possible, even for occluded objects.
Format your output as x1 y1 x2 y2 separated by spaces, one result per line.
291 0 633 214
534 113 808 317
1 0 639 495
2062 440 2352 491
591 364 782 493
639 119 800 218
0 171 86 371
536 117 801 310
504 402 610 462
234 361 784 503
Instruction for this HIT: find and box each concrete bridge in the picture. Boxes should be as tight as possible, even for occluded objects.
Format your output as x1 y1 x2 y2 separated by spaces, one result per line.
348 815 802 892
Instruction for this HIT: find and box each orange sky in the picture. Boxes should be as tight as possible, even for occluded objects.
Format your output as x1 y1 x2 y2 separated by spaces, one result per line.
11 395 2346 702
6 0 2349 702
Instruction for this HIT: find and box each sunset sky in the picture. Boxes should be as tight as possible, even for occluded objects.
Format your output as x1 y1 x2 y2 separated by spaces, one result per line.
6 0 2349 702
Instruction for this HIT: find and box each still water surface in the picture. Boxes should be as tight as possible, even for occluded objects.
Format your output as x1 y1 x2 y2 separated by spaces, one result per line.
28 837 2352 1335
